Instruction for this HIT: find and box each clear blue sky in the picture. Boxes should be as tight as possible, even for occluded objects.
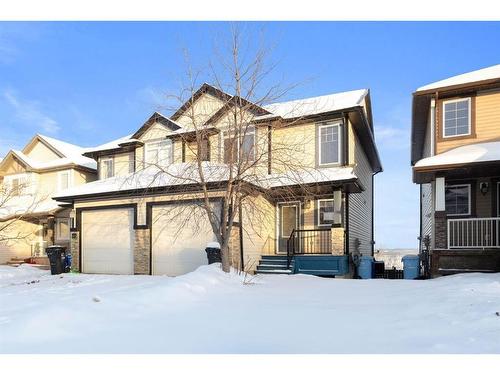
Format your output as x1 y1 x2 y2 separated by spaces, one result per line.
1 22 499 249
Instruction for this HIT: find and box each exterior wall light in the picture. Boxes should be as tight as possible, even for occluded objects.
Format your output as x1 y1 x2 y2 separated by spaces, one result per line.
480 182 489 195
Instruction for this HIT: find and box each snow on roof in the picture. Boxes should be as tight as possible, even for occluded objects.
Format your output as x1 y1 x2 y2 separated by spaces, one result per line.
54 162 357 200
259 89 368 120
414 141 500 168
36 135 97 170
261 167 357 188
416 64 500 92
0 195 62 221
83 134 136 153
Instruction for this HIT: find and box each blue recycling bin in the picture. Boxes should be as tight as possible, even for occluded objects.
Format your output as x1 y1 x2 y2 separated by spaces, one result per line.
358 256 373 279
402 255 420 279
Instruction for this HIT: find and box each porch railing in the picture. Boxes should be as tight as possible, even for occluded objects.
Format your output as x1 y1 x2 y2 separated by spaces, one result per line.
287 228 332 267
448 218 500 249
30 240 48 257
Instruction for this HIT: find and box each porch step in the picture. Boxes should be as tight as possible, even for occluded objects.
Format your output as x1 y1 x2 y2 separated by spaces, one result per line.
255 256 294 275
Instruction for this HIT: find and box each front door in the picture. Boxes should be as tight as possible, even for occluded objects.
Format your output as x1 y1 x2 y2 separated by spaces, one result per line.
278 202 300 253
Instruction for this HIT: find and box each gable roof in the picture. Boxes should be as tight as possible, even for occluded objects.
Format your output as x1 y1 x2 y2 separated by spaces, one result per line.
416 64 500 93
259 89 369 120
130 112 182 140
170 83 233 121
0 134 96 173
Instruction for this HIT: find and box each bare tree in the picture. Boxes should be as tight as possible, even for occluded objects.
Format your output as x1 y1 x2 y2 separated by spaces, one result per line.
139 26 330 273
0 179 48 247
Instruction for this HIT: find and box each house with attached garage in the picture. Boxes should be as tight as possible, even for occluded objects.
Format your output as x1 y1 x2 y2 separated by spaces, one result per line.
412 64 500 277
53 83 382 277
0 135 96 264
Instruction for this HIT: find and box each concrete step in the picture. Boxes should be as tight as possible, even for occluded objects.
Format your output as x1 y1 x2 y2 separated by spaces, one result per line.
257 264 291 270
255 268 292 275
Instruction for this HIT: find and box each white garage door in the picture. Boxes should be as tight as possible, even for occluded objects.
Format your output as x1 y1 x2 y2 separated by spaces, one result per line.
152 203 219 276
81 208 134 275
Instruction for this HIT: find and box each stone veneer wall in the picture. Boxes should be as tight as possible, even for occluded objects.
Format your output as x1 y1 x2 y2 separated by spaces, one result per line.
134 229 150 275
434 212 447 250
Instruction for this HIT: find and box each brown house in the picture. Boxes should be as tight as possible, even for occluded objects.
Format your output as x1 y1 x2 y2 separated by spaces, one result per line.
412 64 500 276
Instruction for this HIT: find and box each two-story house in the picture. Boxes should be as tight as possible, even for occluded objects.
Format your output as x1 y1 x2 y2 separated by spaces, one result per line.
0 134 97 264
412 64 500 277
54 84 381 277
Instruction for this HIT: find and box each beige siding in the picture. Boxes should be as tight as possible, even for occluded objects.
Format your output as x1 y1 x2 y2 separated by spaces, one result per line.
175 93 226 129
271 122 316 172
24 141 60 162
1 156 27 176
241 194 276 271
436 90 500 154
139 122 174 141
0 219 42 264
348 128 373 257
98 152 133 178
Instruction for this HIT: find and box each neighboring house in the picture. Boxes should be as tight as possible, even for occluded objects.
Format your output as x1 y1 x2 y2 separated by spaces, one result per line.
412 64 500 276
54 84 382 277
0 135 97 264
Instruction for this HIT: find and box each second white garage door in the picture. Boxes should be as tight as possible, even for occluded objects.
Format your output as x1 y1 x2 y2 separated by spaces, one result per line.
152 203 219 276
81 208 134 275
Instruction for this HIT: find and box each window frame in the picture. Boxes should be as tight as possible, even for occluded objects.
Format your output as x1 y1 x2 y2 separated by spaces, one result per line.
445 183 472 216
442 97 472 139
99 157 114 179
144 138 173 168
317 198 335 226
57 170 72 191
317 121 342 167
221 125 256 164
55 218 71 241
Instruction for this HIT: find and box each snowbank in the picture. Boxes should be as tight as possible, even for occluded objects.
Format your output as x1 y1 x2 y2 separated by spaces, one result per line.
1 264 499 354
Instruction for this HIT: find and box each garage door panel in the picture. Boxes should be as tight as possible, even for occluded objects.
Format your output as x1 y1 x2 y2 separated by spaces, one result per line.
81 208 134 275
152 203 219 276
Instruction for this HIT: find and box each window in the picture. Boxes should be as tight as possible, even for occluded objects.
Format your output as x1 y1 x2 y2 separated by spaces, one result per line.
145 140 172 167
445 184 471 216
223 127 255 164
199 139 210 162
11 178 21 196
100 157 114 179
318 122 341 165
443 98 471 138
55 218 70 241
58 171 71 191
128 153 135 173
317 199 335 226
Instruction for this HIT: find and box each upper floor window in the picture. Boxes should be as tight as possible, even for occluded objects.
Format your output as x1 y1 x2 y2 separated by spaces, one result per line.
443 98 471 138
100 157 114 179
445 184 471 216
318 122 341 166
58 171 71 191
3 173 31 196
223 127 255 164
145 139 172 168
317 198 335 226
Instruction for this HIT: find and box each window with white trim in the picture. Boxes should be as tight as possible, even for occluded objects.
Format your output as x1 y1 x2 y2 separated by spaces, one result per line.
318 122 341 165
4 173 30 196
445 184 471 216
55 218 70 241
443 98 471 138
145 139 172 167
58 171 71 191
317 198 335 226
100 157 114 179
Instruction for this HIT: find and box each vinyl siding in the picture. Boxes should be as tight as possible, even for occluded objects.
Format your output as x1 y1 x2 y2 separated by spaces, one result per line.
436 90 500 154
241 194 276 271
348 123 373 257
174 92 226 129
421 182 433 250
24 141 60 162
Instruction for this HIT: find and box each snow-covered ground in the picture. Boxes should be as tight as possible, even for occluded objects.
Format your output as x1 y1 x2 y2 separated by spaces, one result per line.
1 264 499 354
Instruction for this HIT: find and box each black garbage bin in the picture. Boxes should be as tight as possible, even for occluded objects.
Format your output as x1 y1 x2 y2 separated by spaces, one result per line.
45 245 66 275
205 243 221 264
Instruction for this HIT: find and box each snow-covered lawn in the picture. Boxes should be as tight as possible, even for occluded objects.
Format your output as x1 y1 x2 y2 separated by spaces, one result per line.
1 264 499 354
